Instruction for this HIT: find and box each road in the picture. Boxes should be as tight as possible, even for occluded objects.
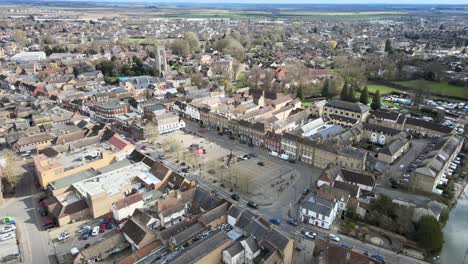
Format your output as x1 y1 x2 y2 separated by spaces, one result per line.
145 118 429 264
0 161 54 264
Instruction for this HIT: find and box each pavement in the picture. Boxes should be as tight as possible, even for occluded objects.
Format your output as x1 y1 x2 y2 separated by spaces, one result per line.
0 160 55 264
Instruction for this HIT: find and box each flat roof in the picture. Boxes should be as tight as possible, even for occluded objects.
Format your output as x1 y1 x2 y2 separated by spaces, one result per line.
50 169 99 190
73 162 160 197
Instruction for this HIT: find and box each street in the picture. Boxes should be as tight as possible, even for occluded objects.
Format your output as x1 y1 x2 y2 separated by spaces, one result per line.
0 161 55 264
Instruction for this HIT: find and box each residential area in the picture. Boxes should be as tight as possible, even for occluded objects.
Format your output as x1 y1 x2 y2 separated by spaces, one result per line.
0 2 467 264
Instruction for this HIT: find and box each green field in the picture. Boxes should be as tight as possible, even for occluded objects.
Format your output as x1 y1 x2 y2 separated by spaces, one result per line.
394 80 468 100
279 11 405 16
367 84 401 95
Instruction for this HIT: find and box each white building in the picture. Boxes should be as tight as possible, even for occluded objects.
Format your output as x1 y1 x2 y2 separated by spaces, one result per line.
10 51 46 62
111 193 144 222
300 194 338 230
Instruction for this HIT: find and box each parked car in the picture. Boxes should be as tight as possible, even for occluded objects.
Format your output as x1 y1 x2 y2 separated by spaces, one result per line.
91 226 99 236
286 218 298 226
43 221 56 230
257 161 265 166
0 224 16 234
304 231 317 239
106 221 114 230
198 129 205 133
84 243 91 249
81 231 91 240
247 201 258 209
218 132 224 136
38 206 47 217
99 224 106 233
239 140 246 144
288 159 296 164
269 217 281 225
231 193 240 201
57 231 70 241
328 234 340 242
78 225 91 233
248 153 257 158
1 232 15 241
370 255 386 264
229 136 235 140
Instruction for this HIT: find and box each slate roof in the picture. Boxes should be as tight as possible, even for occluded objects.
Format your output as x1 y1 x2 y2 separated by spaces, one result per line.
120 218 154 246
405 117 453 134
371 110 401 121
170 231 231 264
380 137 408 156
362 122 401 135
325 100 369 113
341 169 375 187
225 241 244 257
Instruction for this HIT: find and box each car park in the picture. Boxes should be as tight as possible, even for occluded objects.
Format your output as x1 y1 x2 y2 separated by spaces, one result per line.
57 231 70 241
91 226 99 236
328 234 340 242
1 232 15 241
0 224 16 234
304 231 317 239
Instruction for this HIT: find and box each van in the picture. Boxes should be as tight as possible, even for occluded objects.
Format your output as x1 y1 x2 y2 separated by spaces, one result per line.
270 151 279 157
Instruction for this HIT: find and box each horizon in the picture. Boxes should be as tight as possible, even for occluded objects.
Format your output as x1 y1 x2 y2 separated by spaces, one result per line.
2 0 468 5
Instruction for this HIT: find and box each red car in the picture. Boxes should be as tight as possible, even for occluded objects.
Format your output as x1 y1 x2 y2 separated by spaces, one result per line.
198 129 206 133
99 224 106 233
104 215 113 223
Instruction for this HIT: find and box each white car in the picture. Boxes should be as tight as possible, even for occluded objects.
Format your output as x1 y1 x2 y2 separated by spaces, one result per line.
328 234 340 242
0 225 16 234
304 231 317 239
57 231 70 241
1 232 16 241
91 226 99 236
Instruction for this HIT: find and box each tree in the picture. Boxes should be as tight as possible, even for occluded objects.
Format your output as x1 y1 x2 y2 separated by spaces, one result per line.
348 86 356 102
371 90 381 110
321 79 332 99
184 32 200 54
2 150 21 189
340 81 349 100
214 37 246 61
360 85 369 104
433 110 445 124
296 86 304 101
415 216 443 254
170 39 190 57
385 39 393 53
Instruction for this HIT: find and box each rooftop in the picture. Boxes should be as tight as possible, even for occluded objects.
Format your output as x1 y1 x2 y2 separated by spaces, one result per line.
73 162 160 197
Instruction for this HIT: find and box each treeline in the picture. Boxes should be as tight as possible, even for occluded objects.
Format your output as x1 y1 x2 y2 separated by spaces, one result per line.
95 56 160 78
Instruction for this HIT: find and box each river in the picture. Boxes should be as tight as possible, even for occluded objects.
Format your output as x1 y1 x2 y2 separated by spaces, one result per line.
440 185 468 264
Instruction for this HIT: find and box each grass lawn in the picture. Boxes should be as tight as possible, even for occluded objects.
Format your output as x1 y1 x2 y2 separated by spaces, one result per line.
302 102 314 107
367 84 401 95
394 80 468 100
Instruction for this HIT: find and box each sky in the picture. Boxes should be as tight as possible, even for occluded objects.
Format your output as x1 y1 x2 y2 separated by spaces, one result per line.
60 0 468 5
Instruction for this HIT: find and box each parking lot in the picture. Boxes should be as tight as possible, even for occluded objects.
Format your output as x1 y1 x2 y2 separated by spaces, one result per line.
52 216 118 260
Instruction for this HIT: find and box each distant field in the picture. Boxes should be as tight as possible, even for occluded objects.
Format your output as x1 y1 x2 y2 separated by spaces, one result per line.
279 11 405 16
393 80 468 100
160 9 271 19
367 84 401 95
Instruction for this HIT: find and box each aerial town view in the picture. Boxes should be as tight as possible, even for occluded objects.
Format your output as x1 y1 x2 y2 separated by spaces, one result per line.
0 0 466 263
